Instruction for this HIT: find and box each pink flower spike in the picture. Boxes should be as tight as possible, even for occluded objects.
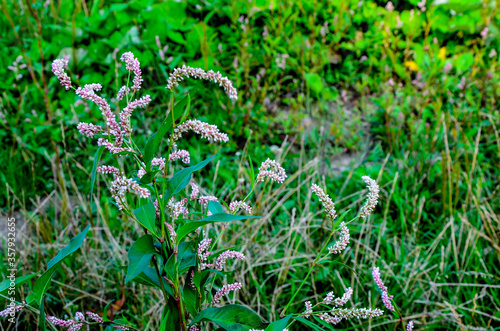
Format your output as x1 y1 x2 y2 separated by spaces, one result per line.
372 267 388 292
166 65 238 100
211 282 243 305
119 95 151 136
112 326 129 330
117 86 130 101
169 150 190 164
407 321 414 331
199 195 218 206
47 316 75 327
327 222 350 254
77 122 103 138
333 287 353 307
96 165 121 177
229 200 252 214
382 291 395 311
359 176 379 219
303 301 313 318
172 119 229 143
214 250 245 270
0 304 23 318
75 312 85 322
311 184 337 220
255 159 287 184
198 238 213 270
86 311 104 323
190 182 199 200
52 58 71 90
120 52 143 92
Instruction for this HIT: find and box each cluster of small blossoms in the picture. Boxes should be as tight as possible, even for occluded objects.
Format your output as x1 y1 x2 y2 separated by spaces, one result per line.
0 304 24 318
169 150 190 164
168 197 189 220
303 301 313 318
359 176 380 219
188 326 201 331
119 95 151 136
52 58 71 90
407 321 414 330
166 65 238 100
323 287 353 307
198 238 213 270
110 176 151 210
86 311 105 323
214 250 245 271
96 165 121 176
116 86 130 101
198 195 218 206
229 200 252 214
372 267 395 311
47 316 83 330
190 182 199 200
172 119 229 143
327 308 384 322
120 52 143 92
112 326 130 330
77 122 102 138
327 222 350 255
211 282 243 305
255 159 287 184
311 184 337 220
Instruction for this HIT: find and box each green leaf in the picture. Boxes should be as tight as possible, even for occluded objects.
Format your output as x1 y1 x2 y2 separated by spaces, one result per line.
0 273 39 295
192 269 225 291
182 285 199 317
103 300 115 322
178 242 197 274
133 202 160 238
177 214 260 243
265 314 293 331
90 145 105 208
167 155 216 198
27 225 90 305
132 266 174 296
125 235 157 284
39 298 46 331
139 170 160 184
190 304 266 331
208 201 224 215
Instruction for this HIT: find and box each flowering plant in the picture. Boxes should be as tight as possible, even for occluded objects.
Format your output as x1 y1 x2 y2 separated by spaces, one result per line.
1 52 414 330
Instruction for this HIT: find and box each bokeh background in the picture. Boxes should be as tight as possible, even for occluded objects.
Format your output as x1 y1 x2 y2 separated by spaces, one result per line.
1 0 499 329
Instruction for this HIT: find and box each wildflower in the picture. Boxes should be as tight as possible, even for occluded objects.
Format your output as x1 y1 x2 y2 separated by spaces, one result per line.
189 326 201 331
198 238 213 270
116 86 130 101
385 1 394 11
319 313 341 324
188 270 197 290
211 282 243 305
381 291 395 311
165 222 177 243
169 150 190 164
0 304 23 318
304 301 313 318
372 267 388 292
96 165 121 177
47 316 75 327
172 119 229 143
190 182 199 200
166 65 238 100
52 58 72 90
77 122 103 138
327 223 350 255
120 52 142 92
168 197 188 220
229 200 252 214
311 184 337 221
359 176 379 219
360 55 368 63
110 176 150 209
112 326 129 330
457 76 466 90
120 95 151 136
68 323 84 331
417 0 426 11
151 157 166 170
489 49 497 58
333 287 353 307
481 27 489 40
214 250 245 270
86 311 104 323
443 63 452 74
199 195 218 206
75 312 85 322
137 168 146 179
330 307 384 319
407 321 414 330
256 159 287 184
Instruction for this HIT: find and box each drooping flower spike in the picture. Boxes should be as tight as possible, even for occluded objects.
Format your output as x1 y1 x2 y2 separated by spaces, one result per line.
120 52 143 92
359 176 379 219
52 58 71 90
172 119 229 143
211 282 243 305
311 184 337 221
327 222 350 255
256 159 287 184
166 65 238 100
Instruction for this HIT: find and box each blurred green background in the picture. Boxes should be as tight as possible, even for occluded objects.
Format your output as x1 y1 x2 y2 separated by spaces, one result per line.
1 0 499 329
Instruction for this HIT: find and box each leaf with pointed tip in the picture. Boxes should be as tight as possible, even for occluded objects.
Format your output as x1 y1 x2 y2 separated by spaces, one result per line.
190 304 266 331
167 155 216 198
125 235 157 284
133 202 160 238
0 273 39 295
265 314 293 331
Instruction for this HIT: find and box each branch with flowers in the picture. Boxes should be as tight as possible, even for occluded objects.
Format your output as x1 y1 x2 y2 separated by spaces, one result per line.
1 52 415 330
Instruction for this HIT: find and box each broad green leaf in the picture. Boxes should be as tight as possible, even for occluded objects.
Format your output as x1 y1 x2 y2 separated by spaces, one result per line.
192 269 225 290
139 170 160 184
190 304 266 331
0 273 39 295
177 213 260 243
133 202 160 238
103 300 114 322
178 242 196 274
27 225 90 305
266 314 293 331
208 201 224 215
182 285 199 317
125 235 157 284
167 155 216 198
90 145 105 207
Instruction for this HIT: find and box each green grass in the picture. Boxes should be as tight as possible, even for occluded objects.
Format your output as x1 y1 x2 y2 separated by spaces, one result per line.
1 0 500 330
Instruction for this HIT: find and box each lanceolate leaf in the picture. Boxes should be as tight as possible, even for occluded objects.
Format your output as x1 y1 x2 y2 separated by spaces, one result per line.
0 273 39 295
167 155 216 198
27 225 91 305
208 201 224 214
125 235 157 284
133 202 160 238
265 314 293 331
293 316 326 331
190 304 266 331
102 300 115 322
177 213 260 243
